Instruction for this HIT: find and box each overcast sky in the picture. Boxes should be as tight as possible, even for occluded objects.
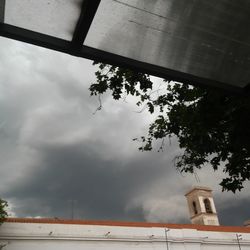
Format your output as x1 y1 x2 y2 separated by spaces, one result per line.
0 37 250 226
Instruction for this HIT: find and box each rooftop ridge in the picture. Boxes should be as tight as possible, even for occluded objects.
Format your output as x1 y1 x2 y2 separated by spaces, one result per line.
5 218 250 233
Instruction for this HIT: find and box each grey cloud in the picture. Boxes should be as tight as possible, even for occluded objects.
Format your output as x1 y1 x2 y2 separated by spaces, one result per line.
1 37 250 226
219 198 250 226
4 141 178 221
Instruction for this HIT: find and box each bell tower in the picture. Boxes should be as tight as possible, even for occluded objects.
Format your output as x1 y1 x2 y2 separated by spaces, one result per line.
185 186 219 226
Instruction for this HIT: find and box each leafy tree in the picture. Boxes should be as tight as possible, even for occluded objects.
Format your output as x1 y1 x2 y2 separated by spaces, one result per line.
90 63 250 193
0 199 8 224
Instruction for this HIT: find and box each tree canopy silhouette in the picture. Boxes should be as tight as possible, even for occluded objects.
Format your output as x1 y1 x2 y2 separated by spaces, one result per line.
90 63 250 192
0 198 8 224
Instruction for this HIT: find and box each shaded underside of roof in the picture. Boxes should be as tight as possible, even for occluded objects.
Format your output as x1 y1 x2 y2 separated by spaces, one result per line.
1 0 250 93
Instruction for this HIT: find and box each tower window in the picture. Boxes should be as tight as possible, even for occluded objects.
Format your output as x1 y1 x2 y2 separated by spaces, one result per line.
192 201 198 214
204 198 213 213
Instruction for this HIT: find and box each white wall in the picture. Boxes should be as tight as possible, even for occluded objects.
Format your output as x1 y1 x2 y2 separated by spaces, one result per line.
1 222 250 250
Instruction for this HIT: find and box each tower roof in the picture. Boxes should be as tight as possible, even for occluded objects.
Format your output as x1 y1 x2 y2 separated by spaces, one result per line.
185 186 213 196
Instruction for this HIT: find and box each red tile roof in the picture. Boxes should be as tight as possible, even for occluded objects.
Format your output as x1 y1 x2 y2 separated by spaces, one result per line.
5 218 250 233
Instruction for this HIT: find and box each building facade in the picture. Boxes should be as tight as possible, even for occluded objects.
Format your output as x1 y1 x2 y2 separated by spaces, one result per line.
1 218 250 250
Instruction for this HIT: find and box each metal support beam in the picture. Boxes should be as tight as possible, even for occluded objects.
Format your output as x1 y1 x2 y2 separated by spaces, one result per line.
0 0 5 23
0 23 71 54
80 46 242 94
0 23 244 95
71 0 101 51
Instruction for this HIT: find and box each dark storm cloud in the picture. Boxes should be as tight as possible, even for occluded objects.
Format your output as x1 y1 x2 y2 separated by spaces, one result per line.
4 139 180 221
1 37 250 226
219 200 250 226
0 37 189 223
